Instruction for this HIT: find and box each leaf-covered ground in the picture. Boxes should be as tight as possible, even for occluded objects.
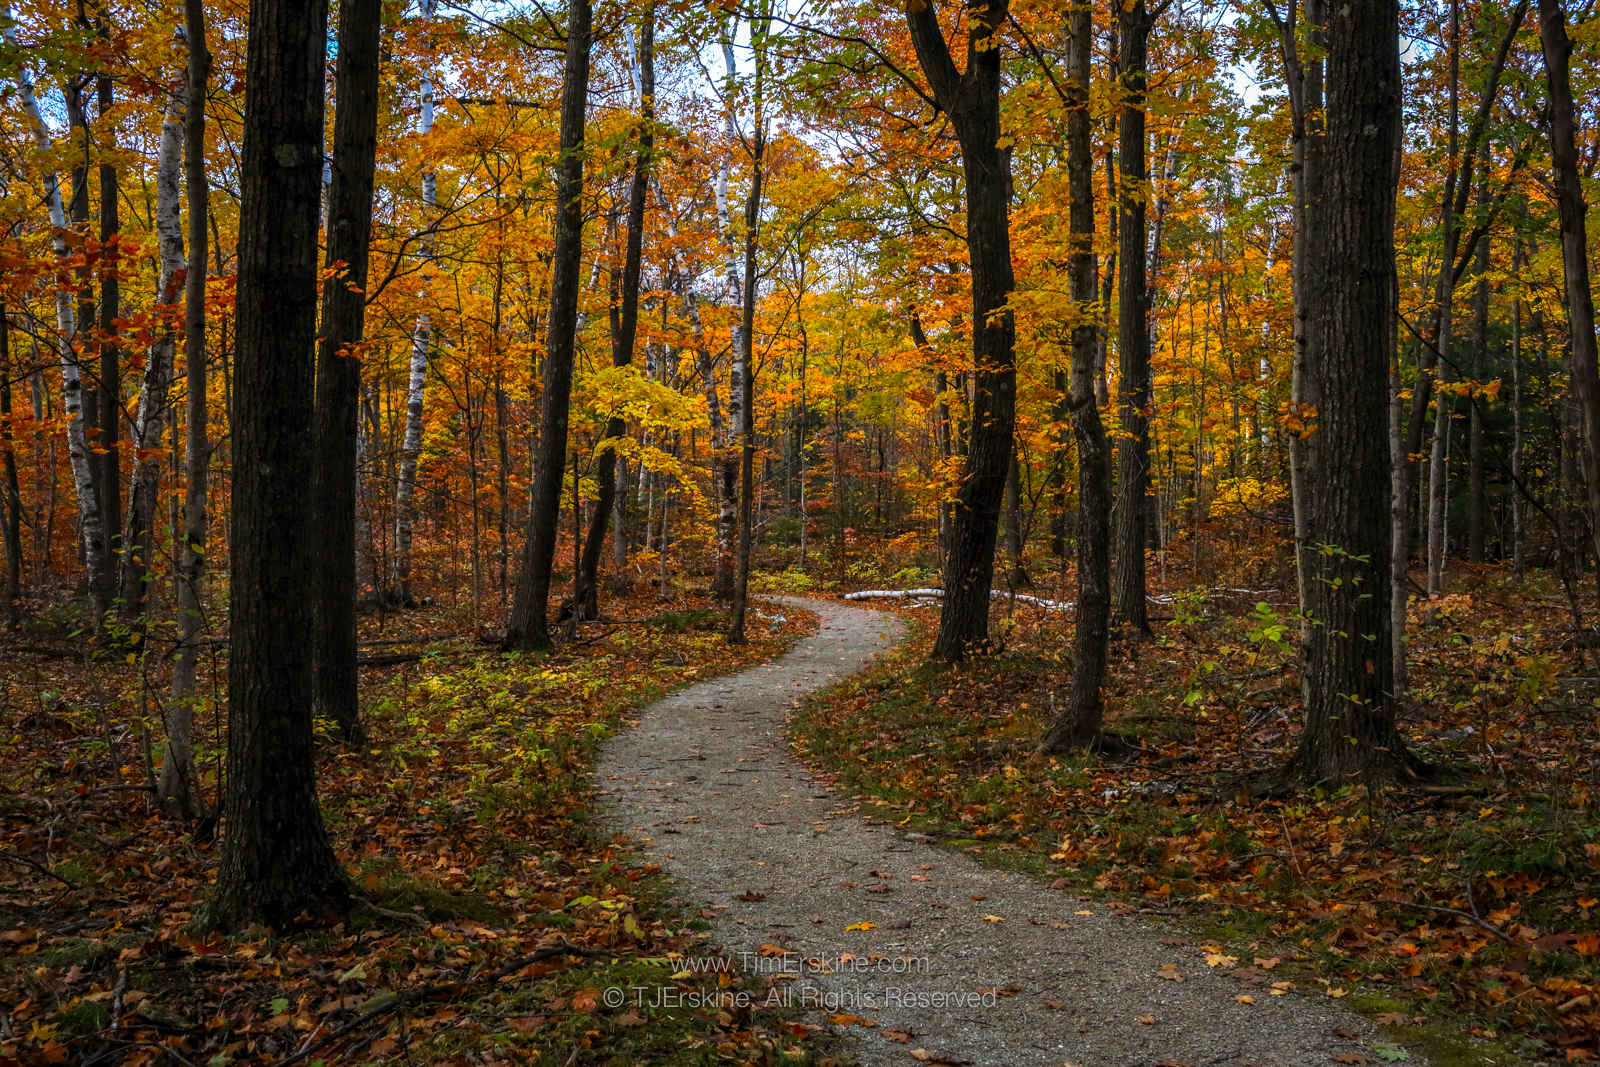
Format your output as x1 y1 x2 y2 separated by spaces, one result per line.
789 542 1600 1065
0 590 827 1065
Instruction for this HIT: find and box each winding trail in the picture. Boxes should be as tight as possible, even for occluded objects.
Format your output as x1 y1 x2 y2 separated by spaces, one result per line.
597 598 1416 1066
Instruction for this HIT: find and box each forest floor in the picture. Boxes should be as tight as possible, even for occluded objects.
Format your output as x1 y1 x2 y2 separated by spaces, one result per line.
598 597 1411 1066
0 586 828 1065
786 541 1600 1065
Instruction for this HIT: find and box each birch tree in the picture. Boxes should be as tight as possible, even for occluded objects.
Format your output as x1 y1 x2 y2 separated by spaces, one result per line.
391 0 438 607
119 82 187 621
3 3 111 623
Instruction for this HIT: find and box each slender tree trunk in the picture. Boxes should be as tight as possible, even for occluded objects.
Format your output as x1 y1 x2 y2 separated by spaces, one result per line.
728 8 770 647
1042 0 1110 753
312 0 382 741
390 0 438 606
1291 0 1417 783
162 5 210 819
1467 179 1488 563
0 304 22 627
1111 0 1154 634
97 64 122 592
576 6 653 620
4 6 111 622
206 0 348 928
1004 452 1027 587
119 85 186 621
1537 0 1600 587
905 0 1016 662
504 0 591 652
1511 228 1525 573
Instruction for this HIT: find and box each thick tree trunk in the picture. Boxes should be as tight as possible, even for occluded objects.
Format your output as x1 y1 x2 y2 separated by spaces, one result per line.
1291 0 1417 784
120 85 187 621
206 0 348 928
4 5 111 622
504 0 591 652
576 7 652 621
905 0 1016 662
1111 0 1154 635
312 0 383 741
390 0 438 606
1537 0 1600 585
162 5 210 819
1041 0 1110 753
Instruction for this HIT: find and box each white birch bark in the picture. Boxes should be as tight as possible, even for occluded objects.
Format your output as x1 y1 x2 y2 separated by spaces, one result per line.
121 82 187 613
4 5 109 609
391 0 438 603
713 34 743 598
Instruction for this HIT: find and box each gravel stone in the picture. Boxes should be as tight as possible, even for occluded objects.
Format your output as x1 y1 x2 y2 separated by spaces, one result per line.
597 598 1418 1066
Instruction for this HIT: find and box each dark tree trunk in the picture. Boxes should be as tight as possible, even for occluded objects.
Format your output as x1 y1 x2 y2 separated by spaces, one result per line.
206 0 348 929
727 10 769 648
1041 0 1111 754
1467 179 1488 563
505 0 591 652
576 5 652 622
0 305 21 626
1004 452 1027 587
1290 0 1418 784
97 67 122 587
1538 0 1600 585
1111 0 1154 635
312 0 383 742
905 0 1016 662
159 0 211 820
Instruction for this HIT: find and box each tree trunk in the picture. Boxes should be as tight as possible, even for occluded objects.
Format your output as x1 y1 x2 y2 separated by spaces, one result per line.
120 85 187 621
1511 228 1525 573
1042 0 1111 753
1290 0 1417 784
206 0 348 929
0 304 22 627
728 8 770 647
1111 0 1154 635
4 4 111 622
390 0 438 607
162 4 210 819
1537 0 1600 588
504 0 591 652
576 6 652 621
97 65 122 595
312 0 383 741
1467 179 1488 563
905 0 1016 662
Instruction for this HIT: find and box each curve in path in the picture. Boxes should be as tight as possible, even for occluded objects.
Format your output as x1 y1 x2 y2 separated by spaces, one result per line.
597 598 1414 1066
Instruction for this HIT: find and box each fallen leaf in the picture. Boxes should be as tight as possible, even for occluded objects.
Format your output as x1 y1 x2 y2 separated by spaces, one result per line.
1157 962 1183 982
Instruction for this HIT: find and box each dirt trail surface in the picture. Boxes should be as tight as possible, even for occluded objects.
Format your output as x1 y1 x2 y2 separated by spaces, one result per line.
597 598 1415 1066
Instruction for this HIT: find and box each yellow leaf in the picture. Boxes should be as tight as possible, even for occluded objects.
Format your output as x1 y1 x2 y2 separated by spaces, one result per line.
845 921 876 931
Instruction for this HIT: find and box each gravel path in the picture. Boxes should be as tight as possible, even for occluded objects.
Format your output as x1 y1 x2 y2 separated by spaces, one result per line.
597 598 1415 1067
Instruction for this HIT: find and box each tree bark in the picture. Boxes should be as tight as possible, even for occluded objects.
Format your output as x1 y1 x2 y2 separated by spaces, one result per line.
1537 0 1600 590
1467 178 1488 563
576 6 653 621
206 0 348 928
1111 0 1154 635
119 84 186 621
3 4 111 623
162 4 210 819
312 0 383 741
97 63 122 595
1041 0 1111 753
390 0 438 606
728 8 770 647
0 304 22 627
504 0 591 652
1290 0 1418 784
904 0 1017 662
